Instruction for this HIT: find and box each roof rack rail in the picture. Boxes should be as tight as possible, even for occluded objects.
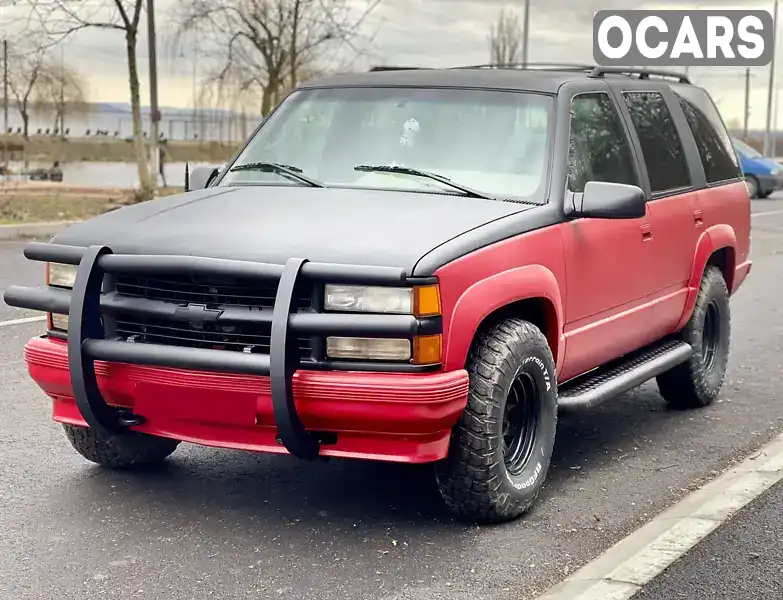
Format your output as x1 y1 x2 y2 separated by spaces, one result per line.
589 66 691 84
369 66 424 72
452 62 596 72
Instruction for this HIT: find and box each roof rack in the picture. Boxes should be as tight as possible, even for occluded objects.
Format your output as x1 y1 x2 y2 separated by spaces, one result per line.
589 66 691 84
451 62 596 72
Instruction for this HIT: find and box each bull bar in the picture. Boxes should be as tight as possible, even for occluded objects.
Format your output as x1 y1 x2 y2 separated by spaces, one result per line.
3 242 442 461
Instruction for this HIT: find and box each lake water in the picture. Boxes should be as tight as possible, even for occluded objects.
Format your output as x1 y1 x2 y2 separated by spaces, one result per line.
4 160 222 188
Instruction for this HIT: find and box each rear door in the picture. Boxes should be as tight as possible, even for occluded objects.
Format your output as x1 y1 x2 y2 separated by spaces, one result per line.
669 85 748 239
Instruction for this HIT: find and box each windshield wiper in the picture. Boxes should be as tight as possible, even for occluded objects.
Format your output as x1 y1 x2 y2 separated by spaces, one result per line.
229 162 325 188
354 164 493 199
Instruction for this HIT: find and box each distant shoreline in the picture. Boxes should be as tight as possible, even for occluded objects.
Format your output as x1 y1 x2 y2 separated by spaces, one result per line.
0 136 241 164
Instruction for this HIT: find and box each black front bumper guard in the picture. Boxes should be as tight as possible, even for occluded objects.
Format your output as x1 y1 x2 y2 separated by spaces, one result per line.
4 242 441 460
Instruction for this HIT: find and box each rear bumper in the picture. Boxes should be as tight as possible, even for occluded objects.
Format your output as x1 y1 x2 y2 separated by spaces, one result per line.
25 336 469 463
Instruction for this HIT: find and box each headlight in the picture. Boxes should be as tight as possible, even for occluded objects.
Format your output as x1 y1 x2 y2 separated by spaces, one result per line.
46 262 77 333
324 284 441 316
325 285 413 314
46 262 77 288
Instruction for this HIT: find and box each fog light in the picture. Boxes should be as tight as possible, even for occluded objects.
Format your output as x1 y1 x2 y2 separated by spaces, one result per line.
50 313 69 331
326 337 411 361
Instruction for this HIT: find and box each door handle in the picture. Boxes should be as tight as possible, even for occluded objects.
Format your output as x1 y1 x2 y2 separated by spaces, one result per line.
693 209 704 227
641 223 653 242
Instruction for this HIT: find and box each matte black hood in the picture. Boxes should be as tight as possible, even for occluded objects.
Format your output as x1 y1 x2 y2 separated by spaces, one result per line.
52 186 530 275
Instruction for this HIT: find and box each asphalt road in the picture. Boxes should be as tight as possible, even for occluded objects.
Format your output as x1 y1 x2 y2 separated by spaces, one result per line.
1 198 782 600
640 480 783 600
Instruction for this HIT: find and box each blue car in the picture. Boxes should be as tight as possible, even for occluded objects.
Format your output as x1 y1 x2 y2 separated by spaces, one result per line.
732 137 783 199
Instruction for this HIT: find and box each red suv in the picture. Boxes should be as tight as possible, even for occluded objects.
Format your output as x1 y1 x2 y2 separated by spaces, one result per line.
4 65 751 522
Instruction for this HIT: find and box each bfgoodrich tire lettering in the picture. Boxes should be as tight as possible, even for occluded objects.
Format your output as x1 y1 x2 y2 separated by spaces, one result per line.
656 266 731 409
63 424 180 469
435 318 558 522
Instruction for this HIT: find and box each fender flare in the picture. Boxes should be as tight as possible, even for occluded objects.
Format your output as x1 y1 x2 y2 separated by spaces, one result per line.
443 264 565 373
676 224 737 331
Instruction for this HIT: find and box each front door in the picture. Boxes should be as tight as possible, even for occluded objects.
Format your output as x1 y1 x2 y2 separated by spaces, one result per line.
560 91 662 381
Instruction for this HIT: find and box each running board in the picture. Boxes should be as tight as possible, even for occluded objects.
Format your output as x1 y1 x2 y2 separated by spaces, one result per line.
557 340 693 411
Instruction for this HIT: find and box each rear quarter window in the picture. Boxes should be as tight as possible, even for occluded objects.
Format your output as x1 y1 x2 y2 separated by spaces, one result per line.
672 86 742 185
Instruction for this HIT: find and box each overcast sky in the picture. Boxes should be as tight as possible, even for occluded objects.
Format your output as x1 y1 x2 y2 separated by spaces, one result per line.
1 0 778 128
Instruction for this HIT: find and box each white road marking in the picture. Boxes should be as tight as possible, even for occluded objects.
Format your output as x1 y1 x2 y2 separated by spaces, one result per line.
534 432 783 600
751 208 783 218
0 315 46 327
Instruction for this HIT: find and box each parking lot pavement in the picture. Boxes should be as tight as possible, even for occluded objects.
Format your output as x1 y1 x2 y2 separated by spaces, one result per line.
638 480 783 600
0 205 782 600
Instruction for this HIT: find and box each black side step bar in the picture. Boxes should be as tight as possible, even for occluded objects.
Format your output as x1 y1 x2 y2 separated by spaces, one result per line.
557 340 692 411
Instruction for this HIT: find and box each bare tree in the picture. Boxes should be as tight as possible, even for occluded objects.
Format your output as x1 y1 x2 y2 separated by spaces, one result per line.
35 62 88 133
174 0 379 117
489 8 523 67
23 0 154 200
6 43 47 138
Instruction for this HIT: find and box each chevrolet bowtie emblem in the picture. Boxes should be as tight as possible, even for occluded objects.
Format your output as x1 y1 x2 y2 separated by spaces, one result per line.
173 303 224 322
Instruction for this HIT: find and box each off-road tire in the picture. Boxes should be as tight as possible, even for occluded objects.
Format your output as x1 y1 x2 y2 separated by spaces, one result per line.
63 424 179 469
435 318 558 523
656 266 731 409
745 175 759 199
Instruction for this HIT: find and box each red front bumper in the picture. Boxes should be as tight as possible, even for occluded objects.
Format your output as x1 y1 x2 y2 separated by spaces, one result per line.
24 336 469 463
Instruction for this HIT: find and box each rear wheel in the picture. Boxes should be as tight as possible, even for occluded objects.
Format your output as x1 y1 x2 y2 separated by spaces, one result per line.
63 424 179 469
656 266 730 409
435 318 558 523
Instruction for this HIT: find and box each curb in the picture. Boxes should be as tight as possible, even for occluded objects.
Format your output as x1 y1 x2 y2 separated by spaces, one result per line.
534 432 783 600
0 220 78 241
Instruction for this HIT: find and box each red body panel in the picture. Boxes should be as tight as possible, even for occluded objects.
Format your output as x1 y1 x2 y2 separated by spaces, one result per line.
25 337 469 463
435 227 567 375
435 183 750 384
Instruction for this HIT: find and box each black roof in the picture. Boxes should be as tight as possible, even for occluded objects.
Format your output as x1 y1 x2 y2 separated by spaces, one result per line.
298 65 691 94
300 68 577 94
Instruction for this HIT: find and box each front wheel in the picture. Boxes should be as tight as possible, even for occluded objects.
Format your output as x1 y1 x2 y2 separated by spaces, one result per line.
435 318 558 523
745 175 759 199
63 424 180 469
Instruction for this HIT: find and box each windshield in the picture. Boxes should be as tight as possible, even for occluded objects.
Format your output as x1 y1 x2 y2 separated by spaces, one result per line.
218 86 554 202
732 138 763 159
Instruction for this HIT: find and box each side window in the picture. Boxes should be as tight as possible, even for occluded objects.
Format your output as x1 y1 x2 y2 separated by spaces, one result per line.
568 92 639 193
623 92 691 194
673 87 742 184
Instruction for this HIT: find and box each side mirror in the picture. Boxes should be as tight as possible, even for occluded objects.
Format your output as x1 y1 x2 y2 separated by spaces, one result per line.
571 181 646 219
185 165 219 191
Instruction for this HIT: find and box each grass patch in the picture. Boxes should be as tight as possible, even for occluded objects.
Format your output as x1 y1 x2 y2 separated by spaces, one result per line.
0 187 185 224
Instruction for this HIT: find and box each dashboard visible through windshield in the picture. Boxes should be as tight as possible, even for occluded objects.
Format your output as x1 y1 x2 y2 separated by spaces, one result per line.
218 86 554 202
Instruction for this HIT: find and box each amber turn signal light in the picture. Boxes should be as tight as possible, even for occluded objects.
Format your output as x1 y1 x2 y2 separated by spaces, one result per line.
413 285 441 317
413 334 442 365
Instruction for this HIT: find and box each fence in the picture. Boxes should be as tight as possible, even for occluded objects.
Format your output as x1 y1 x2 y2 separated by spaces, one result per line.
3 107 260 143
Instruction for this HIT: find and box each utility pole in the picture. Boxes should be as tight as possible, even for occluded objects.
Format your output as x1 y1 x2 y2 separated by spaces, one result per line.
59 44 65 138
764 0 778 156
2 39 8 136
147 0 160 189
744 68 751 142
521 0 530 67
